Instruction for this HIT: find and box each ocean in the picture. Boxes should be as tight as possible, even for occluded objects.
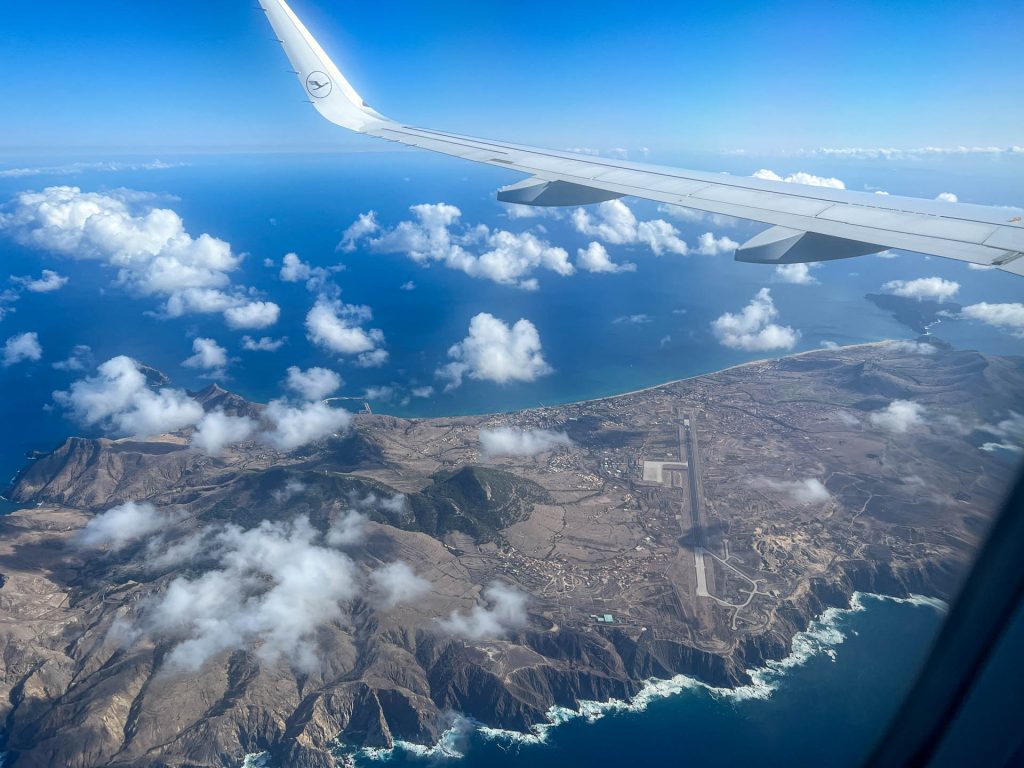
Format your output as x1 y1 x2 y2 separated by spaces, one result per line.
266 593 944 768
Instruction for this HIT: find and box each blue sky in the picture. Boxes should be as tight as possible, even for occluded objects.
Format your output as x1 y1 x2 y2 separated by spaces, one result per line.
1 0 1022 155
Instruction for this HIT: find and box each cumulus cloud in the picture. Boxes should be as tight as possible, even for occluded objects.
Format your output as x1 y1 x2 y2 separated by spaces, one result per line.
191 410 257 455
574 201 736 256
774 263 819 284
437 313 552 390
978 412 1024 453
261 398 352 451
241 335 286 352
712 289 800 351
305 295 387 361
325 509 368 547
0 186 278 327
480 427 572 457
338 211 379 252
75 501 179 551
285 365 342 401
11 269 68 292
754 477 831 505
935 192 959 203
870 400 926 433
3 331 42 366
882 277 960 302
52 344 94 371
136 515 361 672
411 385 434 398
576 242 636 273
436 582 529 640
223 301 280 330
278 252 340 291
342 204 572 289
369 562 431 609
960 302 1024 336
54 355 204 437
400 280 416 291
887 340 938 355
752 169 846 189
501 203 564 221
182 337 228 375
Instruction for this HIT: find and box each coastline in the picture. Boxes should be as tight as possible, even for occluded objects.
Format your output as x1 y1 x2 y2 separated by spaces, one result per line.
304 591 947 766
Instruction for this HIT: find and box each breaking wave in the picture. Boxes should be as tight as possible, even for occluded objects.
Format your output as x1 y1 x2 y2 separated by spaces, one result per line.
351 591 946 762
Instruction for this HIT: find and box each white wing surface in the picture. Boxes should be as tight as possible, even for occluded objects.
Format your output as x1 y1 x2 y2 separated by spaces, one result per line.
259 0 1024 275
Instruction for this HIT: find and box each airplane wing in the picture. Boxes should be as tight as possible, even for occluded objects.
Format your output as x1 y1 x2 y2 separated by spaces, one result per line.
258 0 1024 275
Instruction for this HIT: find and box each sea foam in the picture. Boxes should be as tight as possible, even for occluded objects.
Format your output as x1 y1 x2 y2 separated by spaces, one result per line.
355 591 946 761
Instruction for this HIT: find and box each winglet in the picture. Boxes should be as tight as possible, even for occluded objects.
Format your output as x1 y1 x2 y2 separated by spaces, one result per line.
258 0 390 132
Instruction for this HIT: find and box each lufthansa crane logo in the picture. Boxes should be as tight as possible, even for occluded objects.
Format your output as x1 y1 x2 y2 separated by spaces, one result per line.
305 70 333 99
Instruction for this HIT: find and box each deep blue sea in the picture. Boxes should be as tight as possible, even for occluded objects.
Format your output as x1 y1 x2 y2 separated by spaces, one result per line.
334 595 948 768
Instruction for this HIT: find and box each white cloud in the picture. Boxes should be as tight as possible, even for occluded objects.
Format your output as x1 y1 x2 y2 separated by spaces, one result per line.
400 280 416 291
223 300 280 330
712 289 800 351
136 516 362 672
338 211 379 252
280 252 313 282
613 314 653 324
694 232 740 255
755 477 831 505
574 201 736 257
870 400 926 433
437 313 552 390
480 427 572 457
364 385 394 401
325 509 367 547
774 263 819 284
887 340 938 355
285 365 342 401
501 203 564 221
241 335 286 352
191 410 257 455
436 582 528 640
75 500 179 551
355 348 390 368
576 242 636 273
882 277 960 302
305 295 387 359
52 344 94 371
0 187 275 327
0 159 178 179
935 192 958 203
260 398 352 451
752 169 846 189
11 269 68 292
960 302 1024 336
343 203 572 289
369 562 431 610
182 337 228 375
3 331 42 366
278 252 339 291
411 385 434 398
54 356 204 438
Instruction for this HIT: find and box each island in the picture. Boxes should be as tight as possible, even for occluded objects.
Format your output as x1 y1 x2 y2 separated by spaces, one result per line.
0 339 1020 768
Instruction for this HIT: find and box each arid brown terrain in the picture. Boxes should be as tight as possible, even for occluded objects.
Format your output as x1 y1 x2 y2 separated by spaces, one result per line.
0 339 1020 767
